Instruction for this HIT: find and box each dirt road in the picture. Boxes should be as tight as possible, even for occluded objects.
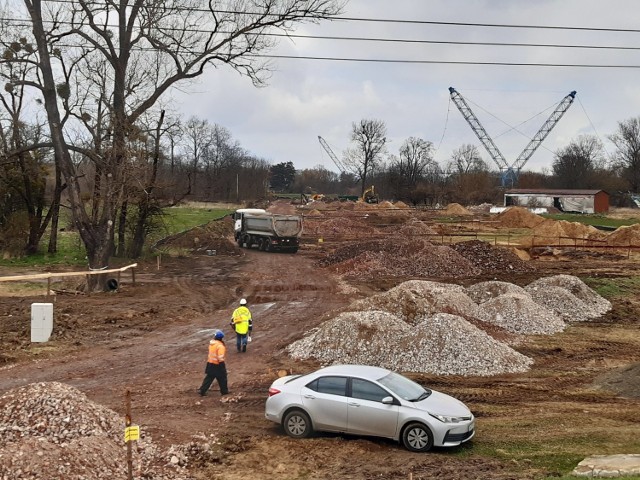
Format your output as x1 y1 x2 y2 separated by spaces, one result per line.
1 204 640 479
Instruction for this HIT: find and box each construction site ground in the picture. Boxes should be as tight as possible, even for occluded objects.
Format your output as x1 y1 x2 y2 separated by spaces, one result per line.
1 201 640 479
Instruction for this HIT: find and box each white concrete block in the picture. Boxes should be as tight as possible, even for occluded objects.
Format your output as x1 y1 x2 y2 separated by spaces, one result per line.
31 303 53 343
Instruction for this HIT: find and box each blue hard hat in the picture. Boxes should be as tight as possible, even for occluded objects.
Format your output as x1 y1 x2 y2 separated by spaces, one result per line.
214 330 224 340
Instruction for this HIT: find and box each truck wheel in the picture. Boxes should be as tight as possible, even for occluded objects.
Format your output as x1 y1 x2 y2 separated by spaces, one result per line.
264 239 271 252
258 238 266 251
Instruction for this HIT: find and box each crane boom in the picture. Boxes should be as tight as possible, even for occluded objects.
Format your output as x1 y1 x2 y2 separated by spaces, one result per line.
511 90 577 172
318 136 348 174
448 87 509 172
448 87 577 187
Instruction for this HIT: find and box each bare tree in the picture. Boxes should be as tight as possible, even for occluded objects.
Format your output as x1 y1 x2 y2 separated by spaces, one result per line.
609 117 640 192
448 144 488 175
394 136 435 187
16 0 344 290
552 135 604 188
343 119 387 196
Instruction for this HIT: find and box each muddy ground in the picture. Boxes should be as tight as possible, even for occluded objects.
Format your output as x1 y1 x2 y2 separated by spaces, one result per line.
1 202 639 479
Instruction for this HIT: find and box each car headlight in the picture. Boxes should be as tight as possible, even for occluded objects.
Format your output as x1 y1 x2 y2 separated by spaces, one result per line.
429 413 467 424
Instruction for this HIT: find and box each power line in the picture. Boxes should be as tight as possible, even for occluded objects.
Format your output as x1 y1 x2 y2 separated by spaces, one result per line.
3 16 640 51
247 54 640 68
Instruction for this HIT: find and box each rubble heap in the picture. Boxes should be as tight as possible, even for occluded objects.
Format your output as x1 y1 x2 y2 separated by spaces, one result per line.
451 240 535 273
0 382 199 480
286 311 532 376
316 239 480 278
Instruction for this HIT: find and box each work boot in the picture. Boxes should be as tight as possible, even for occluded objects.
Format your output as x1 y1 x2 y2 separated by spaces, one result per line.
242 345 246 352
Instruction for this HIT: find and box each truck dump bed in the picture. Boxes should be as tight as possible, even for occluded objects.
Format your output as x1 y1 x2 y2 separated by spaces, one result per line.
244 214 303 237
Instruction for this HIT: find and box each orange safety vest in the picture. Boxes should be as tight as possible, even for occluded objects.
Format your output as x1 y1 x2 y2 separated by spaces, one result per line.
231 306 252 334
207 339 226 364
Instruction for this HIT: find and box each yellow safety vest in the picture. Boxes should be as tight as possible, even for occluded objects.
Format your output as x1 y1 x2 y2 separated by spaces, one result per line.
232 306 252 334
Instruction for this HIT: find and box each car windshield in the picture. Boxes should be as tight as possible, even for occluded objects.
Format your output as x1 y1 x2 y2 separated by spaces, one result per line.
377 372 431 401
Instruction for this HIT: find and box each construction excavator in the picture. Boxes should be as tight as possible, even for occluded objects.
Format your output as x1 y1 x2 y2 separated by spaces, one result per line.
362 186 379 204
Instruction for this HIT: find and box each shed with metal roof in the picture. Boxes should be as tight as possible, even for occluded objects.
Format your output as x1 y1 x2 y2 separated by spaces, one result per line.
504 189 609 214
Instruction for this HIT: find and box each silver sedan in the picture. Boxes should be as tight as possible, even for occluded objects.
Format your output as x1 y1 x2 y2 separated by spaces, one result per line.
265 364 474 452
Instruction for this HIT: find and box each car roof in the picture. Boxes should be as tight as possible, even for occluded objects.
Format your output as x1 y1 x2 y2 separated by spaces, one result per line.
314 364 391 380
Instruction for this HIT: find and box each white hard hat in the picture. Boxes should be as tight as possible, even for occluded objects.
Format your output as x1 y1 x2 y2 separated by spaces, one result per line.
240 298 247 305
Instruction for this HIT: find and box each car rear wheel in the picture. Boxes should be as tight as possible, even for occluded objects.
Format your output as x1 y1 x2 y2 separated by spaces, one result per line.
283 409 313 438
401 422 433 452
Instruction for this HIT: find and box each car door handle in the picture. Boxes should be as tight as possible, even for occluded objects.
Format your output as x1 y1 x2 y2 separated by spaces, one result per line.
348 402 360 407
303 394 316 399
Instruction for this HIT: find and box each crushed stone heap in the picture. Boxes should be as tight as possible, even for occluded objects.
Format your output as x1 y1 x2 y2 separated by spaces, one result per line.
350 280 487 325
287 311 532 376
466 280 528 304
527 274 612 316
451 240 535 273
479 293 566 335
0 382 195 480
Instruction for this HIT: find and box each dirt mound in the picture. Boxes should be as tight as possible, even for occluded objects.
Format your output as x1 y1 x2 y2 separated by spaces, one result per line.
466 281 528 304
305 216 380 237
155 217 239 255
606 223 640 246
496 207 545 228
451 240 535 274
480 293 566 335
394 201 410 209
286 311 532 376
349 280 488 325
317 240 480 278
397 218 437 237
0 382 195 479
444 203 473 216
378 200 396 209
305 209 323 217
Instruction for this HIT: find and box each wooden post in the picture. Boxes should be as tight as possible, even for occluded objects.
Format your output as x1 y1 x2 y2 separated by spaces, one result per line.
131 268 136 285
47 277 51 299
126 390 133 480
157 254 161 271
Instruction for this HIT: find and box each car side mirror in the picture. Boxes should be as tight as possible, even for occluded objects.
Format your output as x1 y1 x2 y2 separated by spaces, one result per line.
381 396 395 405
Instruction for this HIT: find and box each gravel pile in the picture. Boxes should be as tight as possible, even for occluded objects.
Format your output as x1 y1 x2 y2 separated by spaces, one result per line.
0 382 200 480
466 280 528 304
350 280 488 324
526 274 611 316
286 311 532 376
480 293 566 335
525 285 600 322
450 240 535 274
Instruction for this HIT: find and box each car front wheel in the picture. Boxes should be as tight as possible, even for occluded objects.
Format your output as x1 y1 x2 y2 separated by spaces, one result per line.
283 409 313 438
402 422 434 452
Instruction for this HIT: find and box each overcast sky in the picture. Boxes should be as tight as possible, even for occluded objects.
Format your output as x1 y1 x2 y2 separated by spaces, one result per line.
172 0 640 175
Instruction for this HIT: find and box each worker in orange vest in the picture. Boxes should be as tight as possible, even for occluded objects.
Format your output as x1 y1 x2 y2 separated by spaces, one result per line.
230 298 252 353
198 330 228 396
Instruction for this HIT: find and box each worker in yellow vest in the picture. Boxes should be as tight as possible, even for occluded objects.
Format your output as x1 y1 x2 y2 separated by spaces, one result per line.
198 330 228 396
230 298 252 353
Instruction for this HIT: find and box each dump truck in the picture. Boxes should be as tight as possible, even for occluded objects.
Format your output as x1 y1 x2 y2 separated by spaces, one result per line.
233 209 303 253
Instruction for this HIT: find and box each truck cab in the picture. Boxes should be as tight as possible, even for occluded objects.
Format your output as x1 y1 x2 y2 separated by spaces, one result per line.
232 208 267 237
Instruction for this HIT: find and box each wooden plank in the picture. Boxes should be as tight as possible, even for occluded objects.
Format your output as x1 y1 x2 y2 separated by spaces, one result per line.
0 263 138 282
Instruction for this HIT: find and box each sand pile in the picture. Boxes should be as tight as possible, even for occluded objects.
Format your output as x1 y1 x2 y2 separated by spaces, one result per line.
466 280 528 304
496 207 545 228
286 311 532 376
349 280 488 324
394 201 410 209
480 293 566 335
606 223 640 246
444 203 473 216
